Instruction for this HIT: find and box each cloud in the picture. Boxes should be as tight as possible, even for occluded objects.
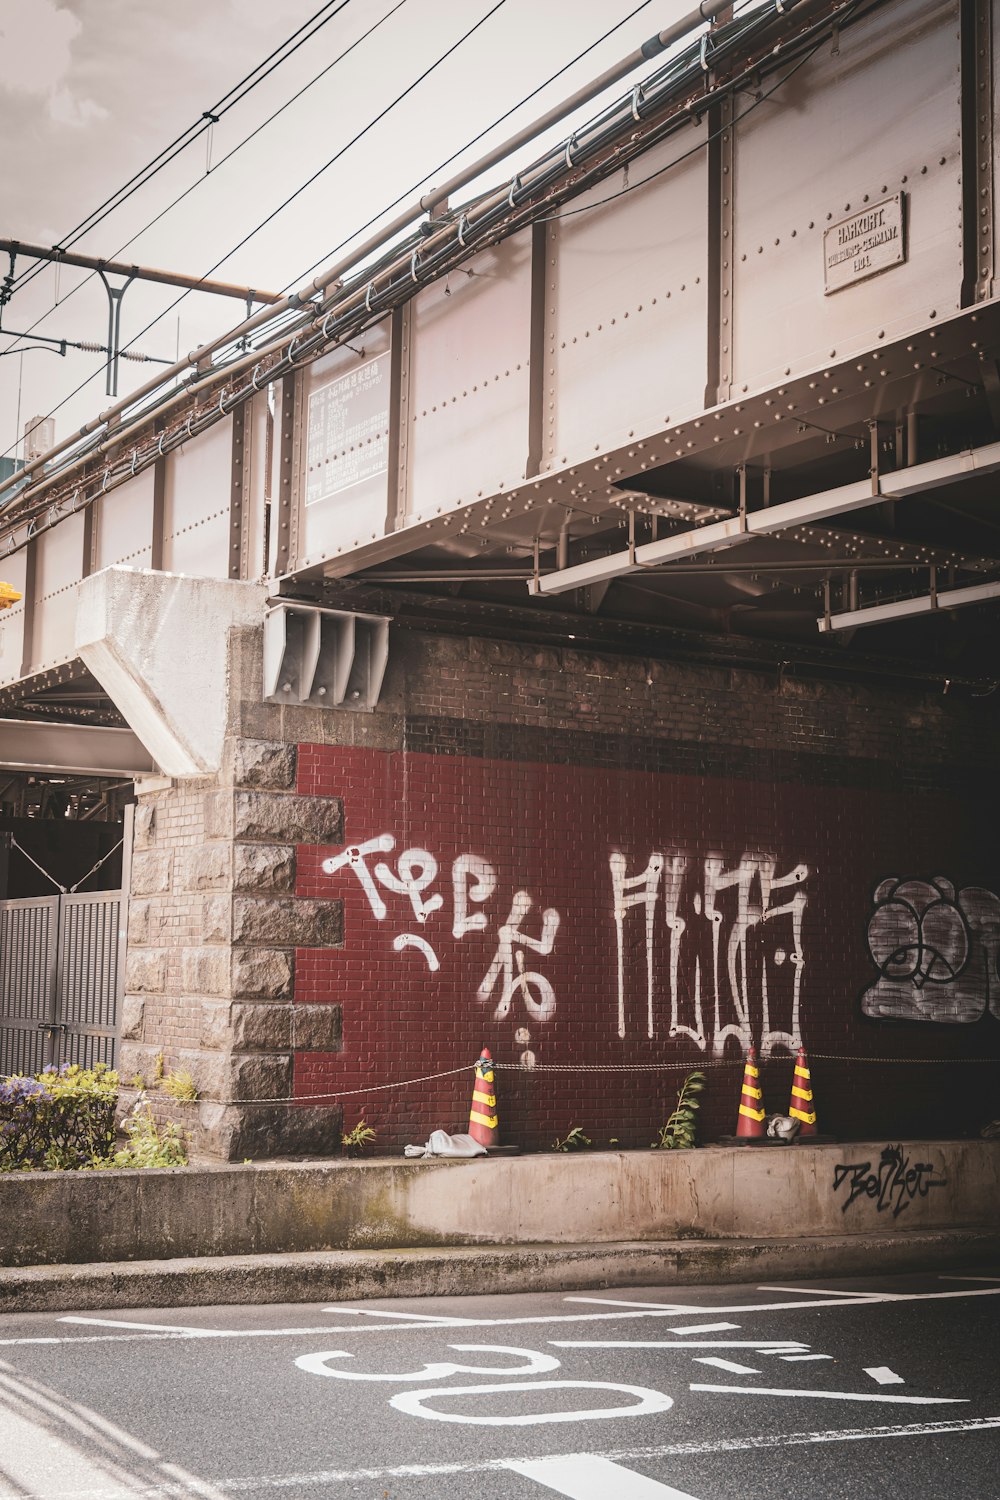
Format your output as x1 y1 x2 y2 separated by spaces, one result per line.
0 0 106 127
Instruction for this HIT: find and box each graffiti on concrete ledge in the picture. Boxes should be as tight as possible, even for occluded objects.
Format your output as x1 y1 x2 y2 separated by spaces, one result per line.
861 876 1000 1024
832 1144 947 1219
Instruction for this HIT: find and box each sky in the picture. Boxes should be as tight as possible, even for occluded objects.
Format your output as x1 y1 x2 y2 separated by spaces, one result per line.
0 0 692 463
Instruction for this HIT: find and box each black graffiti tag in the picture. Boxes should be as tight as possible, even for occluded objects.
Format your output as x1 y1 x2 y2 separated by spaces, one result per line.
832 1144 947 1219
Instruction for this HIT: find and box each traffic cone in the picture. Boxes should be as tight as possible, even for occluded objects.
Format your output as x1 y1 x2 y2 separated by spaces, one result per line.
789 1047 818 1136
735 1045 766 1139
468 1047 500 1148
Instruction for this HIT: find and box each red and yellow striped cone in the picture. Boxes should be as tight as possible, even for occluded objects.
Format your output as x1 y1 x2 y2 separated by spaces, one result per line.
468 1047 499 1148
735 1045 766 1138
789 1047 818 1136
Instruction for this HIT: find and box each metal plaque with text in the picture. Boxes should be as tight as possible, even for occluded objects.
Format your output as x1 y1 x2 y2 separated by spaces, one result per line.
824 195 905 295
305 353 390 505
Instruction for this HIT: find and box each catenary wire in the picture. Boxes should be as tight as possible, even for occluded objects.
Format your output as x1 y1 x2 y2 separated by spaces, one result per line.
0 0 508 462
3 0 356 303
1 0 656 464
0 0 408 365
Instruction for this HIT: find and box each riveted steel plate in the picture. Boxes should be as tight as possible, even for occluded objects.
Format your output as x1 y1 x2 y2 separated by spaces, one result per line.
543 123 709 470
0 549 27 689
731 0 961 396
403 233 532 526
33 512 85 671
162 417 233 576
94 466 156 572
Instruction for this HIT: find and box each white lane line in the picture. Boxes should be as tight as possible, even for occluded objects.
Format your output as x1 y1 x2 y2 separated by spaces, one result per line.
756 1286 894 1299
670 1323 741 1335
507 1454 703 1499
691 1384 965 1405
563 1297 699 1312
4 1283 1000 1349
692 1357 760 1375
327 1308 477 1325
780 1354 833 1362
548 1350 803 1362
866 1367 905 1385
213 1419 1000 1491
60 1316 229 1336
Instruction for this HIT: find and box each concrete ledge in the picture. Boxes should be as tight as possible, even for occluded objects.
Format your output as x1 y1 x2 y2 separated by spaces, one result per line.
2 1141 998 1268
2 1229 998 1314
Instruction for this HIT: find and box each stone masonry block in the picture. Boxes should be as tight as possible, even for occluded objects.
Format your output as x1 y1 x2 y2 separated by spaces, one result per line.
292 1003 343 1052
229 739 297 790
233 843 296 894
228 1002 341 1053
228 1052 293 1103
118 1040 165 1087
181 947 231 998
231 1002 294 1052
201 894 232 945
180 844 233 891
130 851 173 896
233 791 342 845
231 946 294 999
200 1000 233 1050
203 790 235 841
125 899 163 947
124 949 166 993
133 803 156 848
231 896 342 947
119 996 145 1041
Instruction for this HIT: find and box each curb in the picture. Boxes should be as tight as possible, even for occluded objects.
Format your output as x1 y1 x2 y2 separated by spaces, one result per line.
2 1228 998 1314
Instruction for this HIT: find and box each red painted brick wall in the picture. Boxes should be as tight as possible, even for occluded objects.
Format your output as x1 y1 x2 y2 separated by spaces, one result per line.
294 737 999 1152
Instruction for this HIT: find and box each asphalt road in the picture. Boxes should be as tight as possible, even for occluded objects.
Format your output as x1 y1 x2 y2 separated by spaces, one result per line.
1 1267 998 1500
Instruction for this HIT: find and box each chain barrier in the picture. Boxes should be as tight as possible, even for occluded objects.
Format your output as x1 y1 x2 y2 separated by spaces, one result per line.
9 1052 1000 1110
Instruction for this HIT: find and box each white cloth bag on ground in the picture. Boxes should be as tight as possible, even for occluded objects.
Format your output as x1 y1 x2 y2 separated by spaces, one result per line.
403 1130 487 1158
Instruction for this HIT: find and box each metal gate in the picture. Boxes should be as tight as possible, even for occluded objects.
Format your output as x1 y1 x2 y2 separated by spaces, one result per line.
0 890 122 1076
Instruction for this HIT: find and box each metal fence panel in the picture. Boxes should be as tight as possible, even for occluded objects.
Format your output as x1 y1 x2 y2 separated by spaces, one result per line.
0 890 121 1075
0 896 59 1076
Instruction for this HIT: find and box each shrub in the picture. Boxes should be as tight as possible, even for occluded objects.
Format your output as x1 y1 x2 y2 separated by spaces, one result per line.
89 1096 188 1169
161 1069 198 1102
0 1063 119 1172
651 1070 706 1150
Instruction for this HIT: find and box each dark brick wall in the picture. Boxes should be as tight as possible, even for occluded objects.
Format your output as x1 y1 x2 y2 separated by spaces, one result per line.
288 631 1000 1152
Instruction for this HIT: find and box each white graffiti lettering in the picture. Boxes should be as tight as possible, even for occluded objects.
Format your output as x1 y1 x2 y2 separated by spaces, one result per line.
612 850 809 1056
324 838 560 1011
478 891 561 1022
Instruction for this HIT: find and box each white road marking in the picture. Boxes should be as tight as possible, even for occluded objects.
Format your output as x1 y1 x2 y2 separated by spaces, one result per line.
669 1323 741 1335
60 1316 228 1335
691 1384 965 1405
865 1367 905 1385
507 1454 703 1499
389 1379 674 1426
692 1357 760 1375
780 1354 833 1362
756 1286 893 1299
295 1344 560 1382
938 1275 1000 1283
4 1283 999 1349
548 1350 803 1362
328 1307 477 1325
564 1297 697 1311
212 1418 1000 1491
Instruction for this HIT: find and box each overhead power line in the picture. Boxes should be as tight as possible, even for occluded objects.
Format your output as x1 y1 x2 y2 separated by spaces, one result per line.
0 0 408 368
1 0 509 461
3 0 355 305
